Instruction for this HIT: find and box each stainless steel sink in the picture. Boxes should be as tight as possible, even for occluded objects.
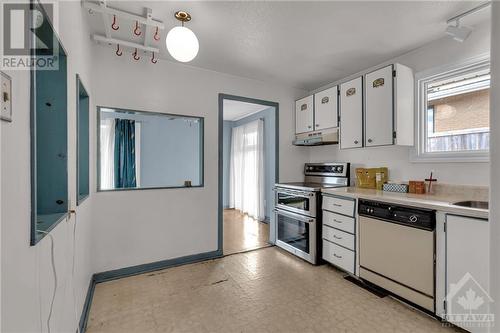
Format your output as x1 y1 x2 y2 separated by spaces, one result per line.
452 200 489 209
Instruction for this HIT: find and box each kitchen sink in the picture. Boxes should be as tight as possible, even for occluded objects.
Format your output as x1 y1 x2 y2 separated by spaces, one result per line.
452 200 489 210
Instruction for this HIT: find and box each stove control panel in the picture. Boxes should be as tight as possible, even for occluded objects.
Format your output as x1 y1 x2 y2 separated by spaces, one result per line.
304 163 349 177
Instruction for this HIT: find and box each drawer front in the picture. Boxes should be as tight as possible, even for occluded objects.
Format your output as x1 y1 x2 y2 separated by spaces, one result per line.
323 240 355 274
323 210 355 234
322 195 355 217
322 225 355 251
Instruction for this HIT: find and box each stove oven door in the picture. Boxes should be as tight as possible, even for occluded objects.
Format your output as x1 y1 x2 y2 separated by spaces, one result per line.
275 208 317 264
275 188 316 217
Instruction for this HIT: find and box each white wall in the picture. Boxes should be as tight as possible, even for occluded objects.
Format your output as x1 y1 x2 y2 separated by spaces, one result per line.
1 1 94 332
90 45 308 273
489 1 500 325
309 22 491 186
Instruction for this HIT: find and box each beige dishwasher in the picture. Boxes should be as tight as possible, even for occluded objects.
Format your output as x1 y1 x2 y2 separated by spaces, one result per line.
358 199 436 312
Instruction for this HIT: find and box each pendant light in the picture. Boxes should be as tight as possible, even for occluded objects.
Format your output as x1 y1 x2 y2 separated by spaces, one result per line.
166 11 199 62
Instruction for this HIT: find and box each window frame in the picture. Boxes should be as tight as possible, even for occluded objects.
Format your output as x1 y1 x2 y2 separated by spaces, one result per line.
412 55 490 163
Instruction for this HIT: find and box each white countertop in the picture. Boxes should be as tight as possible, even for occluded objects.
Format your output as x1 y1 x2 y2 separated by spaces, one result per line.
321 187 489 219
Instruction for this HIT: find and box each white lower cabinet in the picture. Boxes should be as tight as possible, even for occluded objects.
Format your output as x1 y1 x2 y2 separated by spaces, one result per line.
322 194 357 275
437 214 490 333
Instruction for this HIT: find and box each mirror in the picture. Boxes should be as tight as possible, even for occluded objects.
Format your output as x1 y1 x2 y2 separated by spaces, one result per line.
77 75 89 204
30 2 68 244
97 107 204 191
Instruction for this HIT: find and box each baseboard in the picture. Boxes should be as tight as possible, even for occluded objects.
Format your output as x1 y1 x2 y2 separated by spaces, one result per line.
79 249 222 332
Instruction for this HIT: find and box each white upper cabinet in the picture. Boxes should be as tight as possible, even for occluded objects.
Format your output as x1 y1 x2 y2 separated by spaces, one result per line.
339 77 363 149
365 65 394 147
364 63 414 147
314 86 338 131
295 95 314 134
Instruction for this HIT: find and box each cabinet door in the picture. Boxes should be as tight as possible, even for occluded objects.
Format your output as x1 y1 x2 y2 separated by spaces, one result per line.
365 65 394 147
339 77 363 149
446 215 490 333
314 86 338 131
295 95 314 134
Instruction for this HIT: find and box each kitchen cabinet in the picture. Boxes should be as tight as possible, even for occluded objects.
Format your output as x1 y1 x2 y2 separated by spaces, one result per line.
322 194 357 275
438 214 490 333
364 64 414 147
339 77 363 149
295 95 314 134
314 86 338 131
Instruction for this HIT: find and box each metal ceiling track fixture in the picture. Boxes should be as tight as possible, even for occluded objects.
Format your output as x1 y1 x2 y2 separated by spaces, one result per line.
84 0 164 63
445 1 491 42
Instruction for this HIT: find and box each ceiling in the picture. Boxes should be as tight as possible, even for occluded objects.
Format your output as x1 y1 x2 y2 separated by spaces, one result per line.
86 1 491 90
223 100 270 121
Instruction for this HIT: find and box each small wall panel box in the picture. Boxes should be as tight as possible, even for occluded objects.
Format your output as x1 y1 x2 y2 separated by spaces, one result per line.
0 72 12 122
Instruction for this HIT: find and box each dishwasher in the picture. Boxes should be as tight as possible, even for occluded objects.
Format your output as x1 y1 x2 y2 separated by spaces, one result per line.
358 199 436 312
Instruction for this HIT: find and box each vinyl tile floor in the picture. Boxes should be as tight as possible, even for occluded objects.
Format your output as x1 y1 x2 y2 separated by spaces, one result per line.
86 247 462 333
223 209 270 255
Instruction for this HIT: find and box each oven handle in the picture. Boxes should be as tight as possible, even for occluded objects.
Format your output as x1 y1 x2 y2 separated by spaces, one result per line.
273 188 315 197
274 209 315 223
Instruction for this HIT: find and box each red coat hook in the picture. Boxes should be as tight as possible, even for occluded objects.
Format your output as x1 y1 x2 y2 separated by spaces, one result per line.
151 52 158 64
111 15 119 31
115 44 122 56
153 26 160 41
133 21 142 36
133 48 140 61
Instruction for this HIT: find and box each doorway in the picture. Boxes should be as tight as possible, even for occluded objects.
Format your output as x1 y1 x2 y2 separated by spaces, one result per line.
218 94 279 255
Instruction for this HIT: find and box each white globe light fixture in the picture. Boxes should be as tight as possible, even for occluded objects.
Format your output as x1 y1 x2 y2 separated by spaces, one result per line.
166 11 199 63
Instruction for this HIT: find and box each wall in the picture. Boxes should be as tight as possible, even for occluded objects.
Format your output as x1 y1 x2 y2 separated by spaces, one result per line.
223 107 276 222
140 117 202 187
90 45 308 273
309 21 491 186
1 1 94 332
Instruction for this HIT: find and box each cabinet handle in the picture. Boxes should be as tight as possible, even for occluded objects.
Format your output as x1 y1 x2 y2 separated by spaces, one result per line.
354 140 359 145
333 235 342 240
308 125 312 129
333 203 342 207
334 253 343 259
333 219 343 224
316 124 320 127
301 104 307 111
368 138 373 143
321 96 329 104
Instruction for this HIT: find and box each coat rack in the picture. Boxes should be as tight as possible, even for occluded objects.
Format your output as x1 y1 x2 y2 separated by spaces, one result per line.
84 1 165 64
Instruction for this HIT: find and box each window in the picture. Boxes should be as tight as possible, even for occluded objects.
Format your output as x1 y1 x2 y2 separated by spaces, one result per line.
415 59 490 162
97 107 204 191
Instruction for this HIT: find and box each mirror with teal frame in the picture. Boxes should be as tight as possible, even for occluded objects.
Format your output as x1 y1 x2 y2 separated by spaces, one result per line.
77 75 89 204
30 2 68 245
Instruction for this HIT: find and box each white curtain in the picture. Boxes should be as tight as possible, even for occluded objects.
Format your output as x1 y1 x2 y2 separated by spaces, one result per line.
229 119 265 221
100 118 115 190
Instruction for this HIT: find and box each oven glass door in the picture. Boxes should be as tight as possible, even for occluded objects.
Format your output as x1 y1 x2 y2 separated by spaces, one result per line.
276 189 315 216
275 209 316 262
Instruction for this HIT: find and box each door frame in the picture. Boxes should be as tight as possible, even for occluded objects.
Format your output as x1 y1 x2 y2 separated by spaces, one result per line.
218 94 279 254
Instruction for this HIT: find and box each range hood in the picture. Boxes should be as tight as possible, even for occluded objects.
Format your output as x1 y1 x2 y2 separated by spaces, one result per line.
293 128 339 146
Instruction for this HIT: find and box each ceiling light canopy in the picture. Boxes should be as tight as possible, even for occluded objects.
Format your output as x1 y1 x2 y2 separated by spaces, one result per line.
166 11 199 63
445 20 473 43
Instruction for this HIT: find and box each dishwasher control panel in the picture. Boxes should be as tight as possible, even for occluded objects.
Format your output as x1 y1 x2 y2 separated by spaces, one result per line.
358 199 435 231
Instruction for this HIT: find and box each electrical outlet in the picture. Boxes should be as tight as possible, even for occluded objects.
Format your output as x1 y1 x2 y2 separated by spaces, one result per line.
0 72 12 122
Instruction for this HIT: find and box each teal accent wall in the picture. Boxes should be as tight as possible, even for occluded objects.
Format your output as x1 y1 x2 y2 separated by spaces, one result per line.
222 107 276 222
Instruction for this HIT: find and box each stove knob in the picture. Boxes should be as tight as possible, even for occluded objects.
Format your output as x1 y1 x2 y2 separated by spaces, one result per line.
409 215 418 223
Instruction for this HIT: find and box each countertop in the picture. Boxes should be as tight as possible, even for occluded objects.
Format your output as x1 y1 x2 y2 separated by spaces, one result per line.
322 187 489 219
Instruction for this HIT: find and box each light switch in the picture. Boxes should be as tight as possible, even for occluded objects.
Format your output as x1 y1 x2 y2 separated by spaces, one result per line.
0 72 12 122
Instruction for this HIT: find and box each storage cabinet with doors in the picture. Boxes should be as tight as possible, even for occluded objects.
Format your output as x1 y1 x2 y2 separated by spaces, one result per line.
322 194 357 275
339 77 363 149
295 95 314 134
436 214 490 333
364 63 414 147
313 86 338 131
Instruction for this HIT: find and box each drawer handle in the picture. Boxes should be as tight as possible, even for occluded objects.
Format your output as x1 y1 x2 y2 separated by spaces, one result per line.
333 235 342 240
333 219 343 224
333 253 343 259
368 138 373 143
354 140 359 145
333 203 342 207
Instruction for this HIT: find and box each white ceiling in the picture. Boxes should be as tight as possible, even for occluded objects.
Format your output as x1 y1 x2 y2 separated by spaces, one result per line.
223 100 270 121
86 1 491 90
